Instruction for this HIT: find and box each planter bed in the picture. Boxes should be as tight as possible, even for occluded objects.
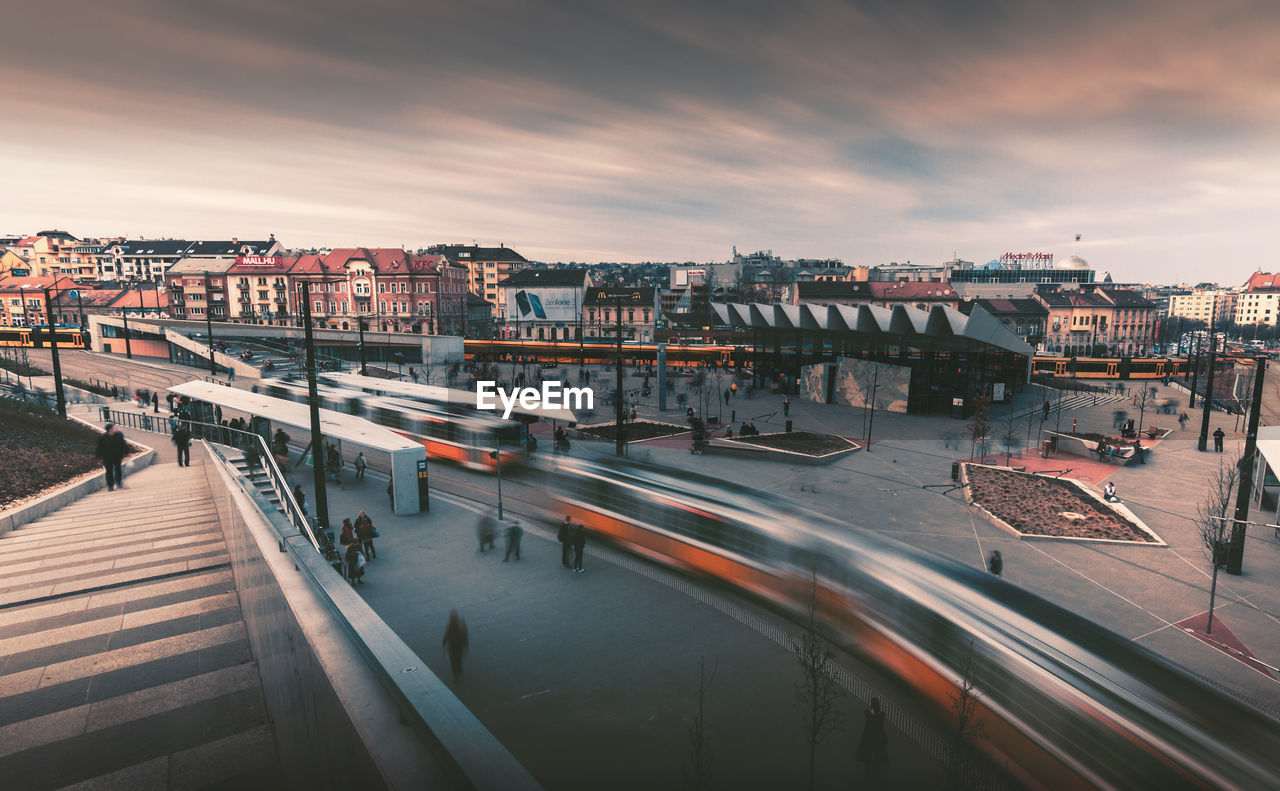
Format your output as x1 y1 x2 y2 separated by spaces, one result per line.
726 431 858 457
962 463 1163 544
577 420 688 442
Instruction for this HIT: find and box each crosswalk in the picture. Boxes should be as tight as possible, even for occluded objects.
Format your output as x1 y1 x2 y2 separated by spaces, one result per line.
1014 390 1129 421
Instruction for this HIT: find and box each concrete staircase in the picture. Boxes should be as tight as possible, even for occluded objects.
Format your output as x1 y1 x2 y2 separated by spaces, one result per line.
0 459 282 789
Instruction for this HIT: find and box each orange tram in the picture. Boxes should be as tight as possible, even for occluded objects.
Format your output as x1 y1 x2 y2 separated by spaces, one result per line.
465 339 748 368
527 455 1280 790
1031 356 1189 379
0 325 88 349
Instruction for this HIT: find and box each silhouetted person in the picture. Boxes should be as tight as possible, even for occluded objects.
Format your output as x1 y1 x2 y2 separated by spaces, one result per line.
477 512 497 552
559 516 573 568
856 698 889 777
988 550 1003 578
503 521 524 561
783 396 790 416
442 610 469 683
572 524 586 573
1213 427 1225 452
172 423 191 467
1042 400 1051 419
96 423 127 491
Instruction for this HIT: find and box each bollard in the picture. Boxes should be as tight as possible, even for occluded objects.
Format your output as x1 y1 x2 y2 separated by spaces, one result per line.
951 461 960 481
731 409 736 424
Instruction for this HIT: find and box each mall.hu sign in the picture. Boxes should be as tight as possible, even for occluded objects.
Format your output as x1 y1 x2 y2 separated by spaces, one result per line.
236 256 284 268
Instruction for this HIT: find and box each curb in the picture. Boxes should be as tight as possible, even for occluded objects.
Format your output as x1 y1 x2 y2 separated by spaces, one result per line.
0 419 157 536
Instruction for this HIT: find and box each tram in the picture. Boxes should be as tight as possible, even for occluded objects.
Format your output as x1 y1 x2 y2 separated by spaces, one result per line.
464 339 749 368
257 378 523 471
528 455 1280 790
1032 356 1189 380
0 325 88 349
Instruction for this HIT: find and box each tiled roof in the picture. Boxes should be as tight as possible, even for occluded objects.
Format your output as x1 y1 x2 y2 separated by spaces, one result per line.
796 281 872 298
963 298 1048 316
427 244 528 263
498 268 588 287
868 281 958 300
1245 272 1280 292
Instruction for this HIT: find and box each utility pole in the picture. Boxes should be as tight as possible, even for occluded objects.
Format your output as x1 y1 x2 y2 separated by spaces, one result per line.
204 271 218 376
121 284 133 359
76 290 86 328
616 294 625 456
42 288 67 418
300 283 330 532
1188 332 1201 409
1227 356 1267 575
1198 313 1218 452
491 436 504 520
358 318 368 375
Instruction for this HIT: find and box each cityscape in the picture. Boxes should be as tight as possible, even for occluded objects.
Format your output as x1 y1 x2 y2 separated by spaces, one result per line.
3 2 1280 790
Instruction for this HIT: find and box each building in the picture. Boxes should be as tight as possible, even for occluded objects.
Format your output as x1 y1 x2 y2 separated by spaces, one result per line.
958 298 1049 350
497 268 591 340
867 281 960 310
1036 285 1159 357
789 281 873 306
0 274 79 326
426 244 529 318
0 249 29 277
99 237 282 282
583 286 660 341
165 259 237 323
1167 288 1238 326
466 293 495 339
1 231 113 283
1237 273 1280 328
226 256 301 325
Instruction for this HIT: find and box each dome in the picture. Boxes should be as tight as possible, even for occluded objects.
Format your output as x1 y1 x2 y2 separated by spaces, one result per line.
1054 255 1090 270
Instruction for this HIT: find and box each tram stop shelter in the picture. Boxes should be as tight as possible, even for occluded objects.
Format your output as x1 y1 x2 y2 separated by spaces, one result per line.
1250 426 1280 531
169 380 428 515
323 371 580 422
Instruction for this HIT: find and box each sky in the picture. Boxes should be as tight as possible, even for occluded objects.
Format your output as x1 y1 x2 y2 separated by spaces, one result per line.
3 0 1279 284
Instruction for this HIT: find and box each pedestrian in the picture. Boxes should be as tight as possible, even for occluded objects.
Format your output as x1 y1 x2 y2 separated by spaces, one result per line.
571 523 586 573
172 422 192 467
356 510 377 559
166 393 175 412
227 367 235 382
1104 481 1119 502
339 518 356 550
442 610 469 683
1133 437 1145 464
724 389 731 406
1213 427 1225 452
856 697 889 777
327 444 343 484
151 391 159 413
293 484 307 515
503 521 524 561
554 425 566 453
345 541 366 586
95 423 127 491
243 443 261 476
731 381 738 398
559 516 573 568
1042 400 1050 419
527 434 538 456
783 396 790 417
354 451 367 479
987 550 1003 578
477 512 497 552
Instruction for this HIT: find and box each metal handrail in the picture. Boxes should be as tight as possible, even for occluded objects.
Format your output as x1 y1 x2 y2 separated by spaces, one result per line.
97 407 324 556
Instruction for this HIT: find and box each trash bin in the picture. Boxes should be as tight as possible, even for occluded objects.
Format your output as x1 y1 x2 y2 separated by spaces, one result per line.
100 405 111 422
951 461 960 481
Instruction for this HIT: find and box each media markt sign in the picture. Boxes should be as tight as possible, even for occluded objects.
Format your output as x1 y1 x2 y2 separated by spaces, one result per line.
475 381 593 419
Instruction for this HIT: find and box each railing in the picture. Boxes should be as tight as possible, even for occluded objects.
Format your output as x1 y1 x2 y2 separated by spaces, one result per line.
96 407 326 558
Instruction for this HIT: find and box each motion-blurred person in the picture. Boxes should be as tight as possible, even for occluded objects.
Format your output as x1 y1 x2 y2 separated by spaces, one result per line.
477 511 497 553
356 510 377 559
442 610 469 683
345 541 365 586
95 423 127 491
856 698 889 777
293 484 307 515
559 516 573 568
354 451 367 479
988 550 1003 578
572 523 586 573
503 521 523 562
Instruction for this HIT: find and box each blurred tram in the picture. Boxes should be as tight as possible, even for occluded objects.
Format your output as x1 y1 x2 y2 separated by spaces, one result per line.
464 339 749 368
528 455 1280 790
0 325 88 349
257 377 523 471
1032 356 1188 380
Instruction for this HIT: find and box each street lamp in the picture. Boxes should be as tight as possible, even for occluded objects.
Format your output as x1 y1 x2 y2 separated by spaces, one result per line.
489 440 504 520
120 285 133 359
204 271 218 376
299 281 331 533
42 286 68 418
357 318 368 376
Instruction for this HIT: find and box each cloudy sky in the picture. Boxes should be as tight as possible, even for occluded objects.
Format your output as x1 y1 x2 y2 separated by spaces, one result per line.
3 0 1278 283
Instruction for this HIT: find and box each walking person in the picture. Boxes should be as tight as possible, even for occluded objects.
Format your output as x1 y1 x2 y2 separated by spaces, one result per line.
226 367 235 383
354 451 367 480
1042 400 1050 419
856 698 889 778
1213 427 1225 452
95 423 127 492
988 550 1003 578
571 523 587 573
243 443 261 477
151 391 159 413
1179 411 1189 430
477 511 497 553
503 521 524 562
172 422 192 467
783 396 790 417
559 516 573 568
327 444 343 485
293 484 307 515
442 610 469 683
345 541 366 586
355 510 377 560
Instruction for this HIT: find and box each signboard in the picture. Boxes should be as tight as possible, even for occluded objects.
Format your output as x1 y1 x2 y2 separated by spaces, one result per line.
998 252 1054 269
507 286 579 323
588 288 650 304
235 256 284 268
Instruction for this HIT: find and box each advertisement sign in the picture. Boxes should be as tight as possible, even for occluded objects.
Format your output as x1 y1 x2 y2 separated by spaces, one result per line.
235 256 284 268
507 286 579 323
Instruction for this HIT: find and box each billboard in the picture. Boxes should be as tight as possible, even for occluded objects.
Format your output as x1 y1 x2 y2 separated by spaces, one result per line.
507 286 579 323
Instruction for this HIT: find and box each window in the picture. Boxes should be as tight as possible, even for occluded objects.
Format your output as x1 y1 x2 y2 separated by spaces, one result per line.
328 301 337 313
341 301 348 313
379 283 386 293
381 301 389 314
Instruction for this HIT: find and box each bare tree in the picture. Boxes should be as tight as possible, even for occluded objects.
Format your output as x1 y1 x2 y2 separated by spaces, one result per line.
1195 457 1242 634
1135 388 1151 436
793 575 844 791
947 642 986 791
1002 396 1020 465
966 393 992 461
683 657 717 791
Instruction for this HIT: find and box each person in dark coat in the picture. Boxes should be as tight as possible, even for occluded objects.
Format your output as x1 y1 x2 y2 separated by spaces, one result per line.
558 516 573 568
243 443 261 476
988 550 1003 578
339 518 357 550
345 541 365 586
571 523 586 573
151 391 159 413
856 697 889 777
783 396 790 416
355 510 376 559
503 521 524 561
1213 427 1225 452
293 484 307 515
477 512 497 552
172 423 192 467
95 423 127 491
442 610 469 683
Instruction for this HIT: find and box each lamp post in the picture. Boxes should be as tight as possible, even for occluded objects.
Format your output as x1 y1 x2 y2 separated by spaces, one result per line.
204 271 218 376
490 437 504 520
120 285 133 359
615 294 625 456
1198 311 1218 452
41 287 68 418
1227 356 1267 575
299 282 330 532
